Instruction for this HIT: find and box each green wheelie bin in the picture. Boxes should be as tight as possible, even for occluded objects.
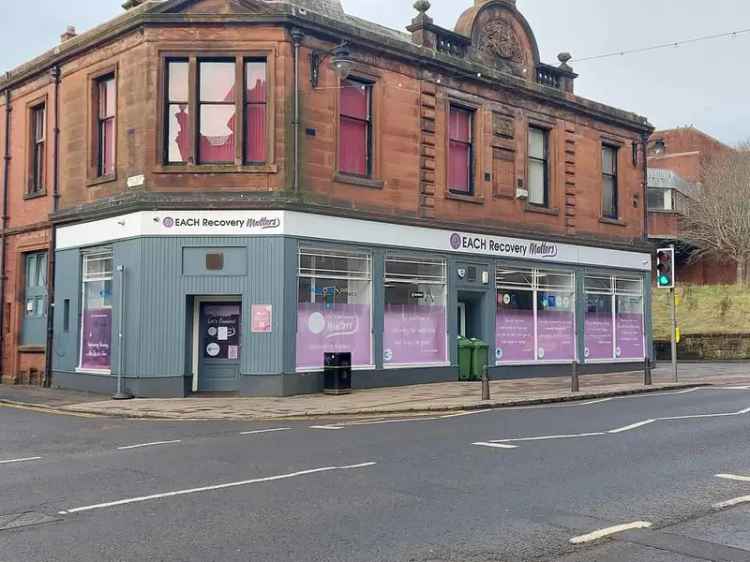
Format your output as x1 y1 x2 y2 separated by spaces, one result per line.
469 339 489 381
457 336 473 381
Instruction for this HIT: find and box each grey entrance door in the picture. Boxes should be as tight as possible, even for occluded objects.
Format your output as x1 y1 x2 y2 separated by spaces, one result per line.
198 302 241 392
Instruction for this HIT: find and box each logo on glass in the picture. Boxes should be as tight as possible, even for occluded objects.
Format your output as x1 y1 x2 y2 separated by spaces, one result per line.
450 233 462 250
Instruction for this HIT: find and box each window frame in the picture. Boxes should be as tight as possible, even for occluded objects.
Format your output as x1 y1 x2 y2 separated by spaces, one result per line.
96 74 117 178
337 77 374 179
527 126 550 208
447 103 475 196
77 249 114 374
602 144 619 219
197 57 237 165
28 102 46 196
86 64 118 186
157 50 275 173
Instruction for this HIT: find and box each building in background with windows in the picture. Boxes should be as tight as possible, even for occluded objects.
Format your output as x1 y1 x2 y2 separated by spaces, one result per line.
0 0 653 396
647 127 737 285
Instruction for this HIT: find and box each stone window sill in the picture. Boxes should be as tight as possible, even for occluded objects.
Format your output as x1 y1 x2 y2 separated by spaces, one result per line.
446 191 485 205
87 174 117 188
23 190 47 201
18 345 45 353
600 217 627 227
153 163 278 174
334 173 384 190
525 204 560 216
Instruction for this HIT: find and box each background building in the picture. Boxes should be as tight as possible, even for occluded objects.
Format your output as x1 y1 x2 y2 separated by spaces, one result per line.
0 0 654 396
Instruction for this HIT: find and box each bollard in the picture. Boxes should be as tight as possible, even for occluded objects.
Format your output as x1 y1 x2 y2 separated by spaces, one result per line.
571 360 580 393
481 365 491 401
644 357 652 386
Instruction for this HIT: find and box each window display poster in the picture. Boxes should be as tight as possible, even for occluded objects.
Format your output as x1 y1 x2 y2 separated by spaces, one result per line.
251 304 273 333
616 312 645 359
584 313 614 360
296 303 371 369
383 305 447 365
495 309 535 363
203 304 241 360
536 309 575 361
81 308 112 370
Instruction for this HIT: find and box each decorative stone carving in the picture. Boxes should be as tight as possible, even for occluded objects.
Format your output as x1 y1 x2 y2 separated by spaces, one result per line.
479 18 524 64
493 112 515 139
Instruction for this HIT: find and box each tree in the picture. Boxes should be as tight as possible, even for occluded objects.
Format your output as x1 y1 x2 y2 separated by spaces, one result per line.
680 143 750 286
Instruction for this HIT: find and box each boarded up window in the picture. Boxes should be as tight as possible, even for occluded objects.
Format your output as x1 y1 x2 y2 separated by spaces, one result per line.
206 253 224 271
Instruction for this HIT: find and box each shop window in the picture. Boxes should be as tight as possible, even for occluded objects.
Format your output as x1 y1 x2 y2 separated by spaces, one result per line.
21 252 47 346
29 104 46 195
528 126 549 207
79 250 113 371
384 255 447 367
448 105 473 194
584 275 644 361
602 145 618 219
339 78 373 177
495 267 575 364
296 247 372 370
96 75 116 177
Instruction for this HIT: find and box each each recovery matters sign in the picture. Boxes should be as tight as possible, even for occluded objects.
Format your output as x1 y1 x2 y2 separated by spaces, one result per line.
449 232 559 259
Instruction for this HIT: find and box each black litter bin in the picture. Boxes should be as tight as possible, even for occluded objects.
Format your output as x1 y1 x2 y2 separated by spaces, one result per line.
324 352 352 395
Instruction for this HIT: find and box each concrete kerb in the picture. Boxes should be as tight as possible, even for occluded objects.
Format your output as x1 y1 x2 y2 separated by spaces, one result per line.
16 382 713 421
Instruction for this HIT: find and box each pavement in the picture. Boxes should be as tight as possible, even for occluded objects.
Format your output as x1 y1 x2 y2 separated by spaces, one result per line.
1 382 750 561
1 362 750 420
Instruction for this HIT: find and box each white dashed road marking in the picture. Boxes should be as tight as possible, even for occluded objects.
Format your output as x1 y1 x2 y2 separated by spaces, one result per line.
240 428 292 436
570 521 653 545
472 442 518 450
490 432 606 444
713 496 750 511
577 398 614 406
716 473 750 483
309 425 344 430
0 456 42 465
117 440 182 450
58 462 377 515
608 420 656 434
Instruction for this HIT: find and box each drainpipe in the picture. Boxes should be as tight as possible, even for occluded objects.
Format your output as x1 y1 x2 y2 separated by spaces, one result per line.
291 28 304 193
641 133 650 242
43 66 61 388
0 89 11 384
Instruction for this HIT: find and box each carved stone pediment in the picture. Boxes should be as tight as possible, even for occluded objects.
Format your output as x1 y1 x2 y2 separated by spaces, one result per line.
479 18 524 65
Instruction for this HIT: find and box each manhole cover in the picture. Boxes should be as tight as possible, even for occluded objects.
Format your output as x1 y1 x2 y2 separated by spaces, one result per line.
0 512 59 531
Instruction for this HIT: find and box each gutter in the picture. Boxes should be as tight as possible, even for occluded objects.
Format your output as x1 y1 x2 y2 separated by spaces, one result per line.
0 89 11 383
291 28 304 193
43 66 61 388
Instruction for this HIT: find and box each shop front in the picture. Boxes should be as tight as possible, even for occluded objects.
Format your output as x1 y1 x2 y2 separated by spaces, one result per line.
50 210 652 397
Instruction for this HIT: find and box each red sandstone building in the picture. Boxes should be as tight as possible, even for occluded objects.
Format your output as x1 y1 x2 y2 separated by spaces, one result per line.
0 0 654 395
647 127 736 285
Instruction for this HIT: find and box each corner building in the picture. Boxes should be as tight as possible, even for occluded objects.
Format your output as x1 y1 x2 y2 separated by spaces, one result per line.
1 0 654 396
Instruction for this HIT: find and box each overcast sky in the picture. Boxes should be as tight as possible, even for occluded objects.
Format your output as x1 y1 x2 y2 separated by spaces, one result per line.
2 0 748 145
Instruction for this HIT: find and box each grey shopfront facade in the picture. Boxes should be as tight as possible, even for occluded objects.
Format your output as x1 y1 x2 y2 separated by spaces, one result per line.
50 210 653 397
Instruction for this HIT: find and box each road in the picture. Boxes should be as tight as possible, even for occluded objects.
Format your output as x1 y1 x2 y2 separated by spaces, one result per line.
1 385 750 561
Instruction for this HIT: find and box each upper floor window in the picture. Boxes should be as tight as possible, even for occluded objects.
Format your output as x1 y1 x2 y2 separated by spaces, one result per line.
29 104 46 195
339 79 373 177
528 127 548 206
602 145 619 219
164 56 268 166
97 75 116 177
448 105 473 194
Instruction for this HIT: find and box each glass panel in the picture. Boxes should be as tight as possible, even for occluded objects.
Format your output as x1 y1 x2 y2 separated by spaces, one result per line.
168 61 189 102
199 105 236 163
339 117 368 176
449 107 471 142
616 295 644 359
528 127 545 159
167 104 190 163
585 276 612 293
616 278 642 295
647 189 666 210
385 256 446 284
299 249 371 280
340 80 369 120
528 160 546 205
101 118 115 176
26 256 37 289
448 141 470 192
34 107 45 142
37 253 47 287
537 270 574 291
584 293 613 360
202 304 241 360
602 176 617 217
536 290 575 361
495 289 534 363
199 61 235 102
496 268 533 288
245 61 267 103
602 146 616 175
99 78 116 119
245 104 267 163
80 251 113 371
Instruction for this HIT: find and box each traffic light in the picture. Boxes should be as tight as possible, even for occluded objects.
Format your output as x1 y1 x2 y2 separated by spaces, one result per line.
656 247 675 289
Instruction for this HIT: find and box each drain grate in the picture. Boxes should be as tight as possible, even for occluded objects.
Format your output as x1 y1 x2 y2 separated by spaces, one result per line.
0 512 59 531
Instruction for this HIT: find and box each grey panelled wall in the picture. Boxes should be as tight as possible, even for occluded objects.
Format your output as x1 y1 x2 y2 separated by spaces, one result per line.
52 236 287 391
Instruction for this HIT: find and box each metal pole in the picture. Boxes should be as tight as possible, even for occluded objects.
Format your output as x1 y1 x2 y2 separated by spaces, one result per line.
571 360 579 393
671 286 678 383
481 365 490 401
112 265 133 400
644 356 652 386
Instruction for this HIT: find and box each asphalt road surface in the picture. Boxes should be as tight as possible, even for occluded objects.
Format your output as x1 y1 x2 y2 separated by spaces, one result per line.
1 385 750 561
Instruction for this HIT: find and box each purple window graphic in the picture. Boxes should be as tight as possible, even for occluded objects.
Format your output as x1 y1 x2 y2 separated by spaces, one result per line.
81 309 112 370
584 313 614 360
296 303 371 370
536 308 575 361
384 305 447 365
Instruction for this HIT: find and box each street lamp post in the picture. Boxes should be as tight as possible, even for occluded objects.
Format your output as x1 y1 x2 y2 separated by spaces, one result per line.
112 265 133 400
